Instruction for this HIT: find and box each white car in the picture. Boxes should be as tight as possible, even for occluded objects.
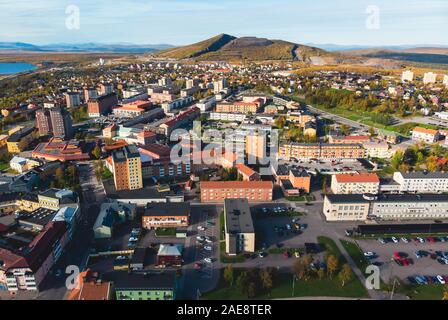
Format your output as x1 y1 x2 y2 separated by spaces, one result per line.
203 245 212 251
363 252 376 257
198 226 206 231
401 237 409 243
196 236 206 242
391 237 399 243
205 238 213 244
204 258 213 264
286 224 292 230
417 237 425 243
437 275 446 285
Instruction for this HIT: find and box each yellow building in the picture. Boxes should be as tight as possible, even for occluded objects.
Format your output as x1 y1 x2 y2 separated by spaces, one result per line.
7 127 37 154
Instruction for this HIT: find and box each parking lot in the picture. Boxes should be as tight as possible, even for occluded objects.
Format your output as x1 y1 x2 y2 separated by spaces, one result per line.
356 237 448 284
278 158 371 175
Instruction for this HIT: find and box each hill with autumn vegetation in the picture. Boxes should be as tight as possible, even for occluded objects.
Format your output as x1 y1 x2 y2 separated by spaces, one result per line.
155 33 333 63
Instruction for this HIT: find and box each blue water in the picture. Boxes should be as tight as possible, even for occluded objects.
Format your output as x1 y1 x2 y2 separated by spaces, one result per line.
0 62 37 75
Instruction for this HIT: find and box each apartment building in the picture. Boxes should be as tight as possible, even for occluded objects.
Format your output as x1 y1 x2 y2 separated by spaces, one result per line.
411 127 440 143
279 143 366 160
209 112 246 123
401 70 414 82
393 171 448 193
36 107 73 139
65 92 81 108
423 72 437 85
110 145 143 191
7 127 37 154
88 92 118 117
215 100 262 114
235 164 261 181
196 96 216 113
159 107 200 136
246 133 267 162
328 135 371 144
363 141 392 159
200 181 273 203
161 96 194 113
224 198 255 255
331 173 380 195
142 202 190 229
323 194 448 221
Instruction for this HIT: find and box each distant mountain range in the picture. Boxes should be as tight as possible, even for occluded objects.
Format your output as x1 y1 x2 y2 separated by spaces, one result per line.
0 42 174 53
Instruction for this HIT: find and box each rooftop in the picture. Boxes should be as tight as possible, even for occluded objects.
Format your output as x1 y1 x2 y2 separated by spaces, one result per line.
201 180 273 190
105 271 176 290
144 202 190 217
334 173 380 184
224 198 254 234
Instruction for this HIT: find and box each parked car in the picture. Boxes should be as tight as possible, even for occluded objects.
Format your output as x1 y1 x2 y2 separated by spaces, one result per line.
204 258 213 264
283 251 291 259
416 237 425 243
401 237 409 243
345 230 353 237
259 252 267 258
391 237 399 243
364 251 376 257
436 275 446 285
203 245 212 251
198 226 206 231
378 238 387 244
196 236 206 242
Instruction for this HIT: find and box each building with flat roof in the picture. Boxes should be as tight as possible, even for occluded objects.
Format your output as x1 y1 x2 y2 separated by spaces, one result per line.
393 171 448 193
110 145 143 191
323 193 448 221
142 202 190 229
200 181 273 203
107 271 177 300
279 143 366 160
224 198 255 255
32 138 91 162
7 127 37 154
88 92 118 117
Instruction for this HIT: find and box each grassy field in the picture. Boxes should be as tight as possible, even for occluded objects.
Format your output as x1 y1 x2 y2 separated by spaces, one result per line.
397 283 447 300
219 242 246 263
340 240 370 273
202 269 368 300
285 195 316 202
154 228 176 237
317 236 347 264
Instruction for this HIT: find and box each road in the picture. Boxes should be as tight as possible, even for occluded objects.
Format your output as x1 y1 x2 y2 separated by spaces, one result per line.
36 162 105 300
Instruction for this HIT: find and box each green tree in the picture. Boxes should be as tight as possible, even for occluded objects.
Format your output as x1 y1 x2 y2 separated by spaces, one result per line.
317 268 325 280
275 116 287 129
391 151 404 170
340 124 351 136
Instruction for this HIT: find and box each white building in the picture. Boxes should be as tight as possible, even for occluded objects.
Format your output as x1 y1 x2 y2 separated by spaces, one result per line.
213 78 228 93
443 75 448 86
423 72 437 85
411 127 440 143
161 96 194 113
434 111 448 121
363 141 392 159
331 173 380 195
393 171 448 193
209 112 247 123
323 194 448 221
401 70 414 82
196 95 216 113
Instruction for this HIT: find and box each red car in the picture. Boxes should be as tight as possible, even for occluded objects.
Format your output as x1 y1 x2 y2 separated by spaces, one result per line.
283 251 291 259
427 237 436 243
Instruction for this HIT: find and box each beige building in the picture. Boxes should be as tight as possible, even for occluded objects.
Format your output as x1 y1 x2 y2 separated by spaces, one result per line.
331 173 380 195
246 133 267 162
224 198 255 255
323 194 371 221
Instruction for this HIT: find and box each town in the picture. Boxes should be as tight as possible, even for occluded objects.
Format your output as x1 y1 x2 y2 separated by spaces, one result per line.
0 55 447 301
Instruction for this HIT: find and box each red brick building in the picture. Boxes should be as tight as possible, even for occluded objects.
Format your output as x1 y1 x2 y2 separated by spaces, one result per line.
200 181 273 203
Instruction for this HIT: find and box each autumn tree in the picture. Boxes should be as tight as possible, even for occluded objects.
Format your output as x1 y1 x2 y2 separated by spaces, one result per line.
326 255 339 279
338 263 353 287
223 265 234 287
92 145 102 159
259 268 274 295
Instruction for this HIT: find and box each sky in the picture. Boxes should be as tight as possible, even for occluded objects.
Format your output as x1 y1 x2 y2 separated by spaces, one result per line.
0 0 447 46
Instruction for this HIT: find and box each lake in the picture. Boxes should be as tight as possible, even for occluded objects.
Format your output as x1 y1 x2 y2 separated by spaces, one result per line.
0 62 37 75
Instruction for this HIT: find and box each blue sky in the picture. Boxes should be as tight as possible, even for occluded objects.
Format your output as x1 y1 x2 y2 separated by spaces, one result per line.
1 0 447 46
